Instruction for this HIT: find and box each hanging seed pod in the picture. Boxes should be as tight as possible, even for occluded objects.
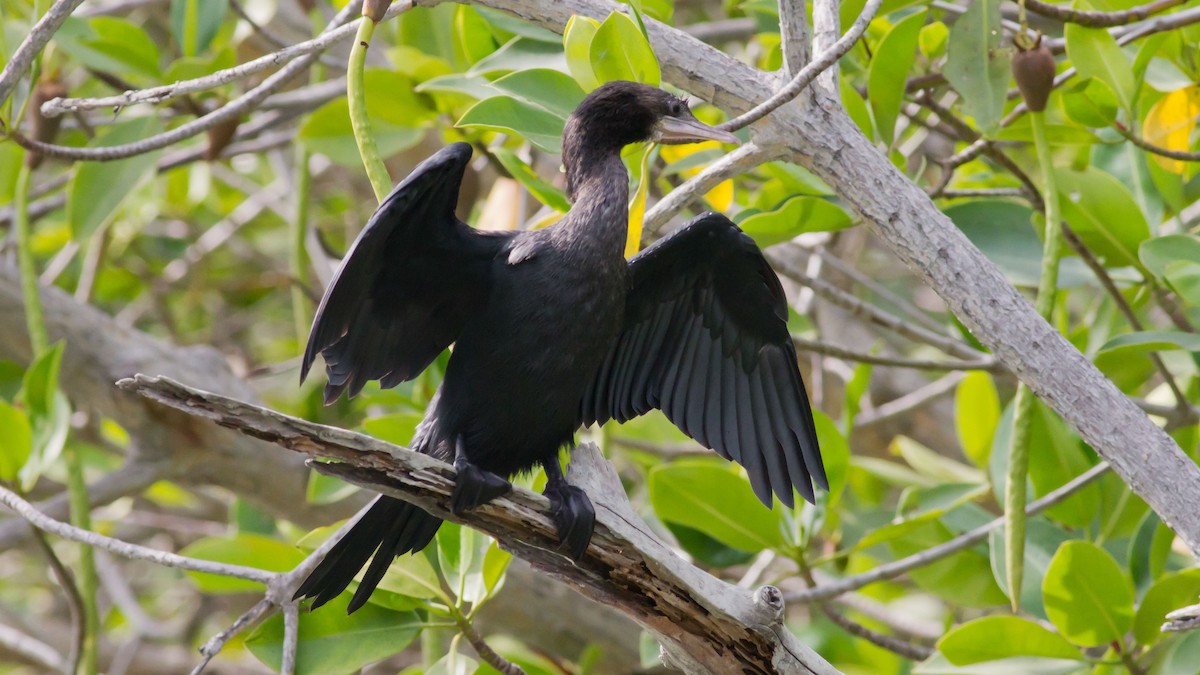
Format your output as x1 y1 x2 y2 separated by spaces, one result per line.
204 116 241 161
24 79 68 169
362 0 390 22
1012 35 1055 113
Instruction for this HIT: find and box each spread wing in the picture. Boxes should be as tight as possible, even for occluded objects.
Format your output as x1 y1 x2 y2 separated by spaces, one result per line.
302 143 513 403
580 213 825 507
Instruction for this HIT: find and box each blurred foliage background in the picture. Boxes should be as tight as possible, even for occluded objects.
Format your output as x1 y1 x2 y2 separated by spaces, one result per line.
3 0 1200 673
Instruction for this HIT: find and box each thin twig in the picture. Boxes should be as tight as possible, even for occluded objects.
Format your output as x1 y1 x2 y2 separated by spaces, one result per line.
0 0 87 107
812 247 948 334
6 1 379 162
0 483 275 584
792 335 1002 371
1024 0 1185 28
229 0 345 70
1117 123 1200 161
643 141 768 235
719 0 883 131
190 598 274 675
853 372 965 428
26 510 85 674
772 247 987 360
38 2 403 118
281 603 299 675
0 623 65 673
786 462 1112 603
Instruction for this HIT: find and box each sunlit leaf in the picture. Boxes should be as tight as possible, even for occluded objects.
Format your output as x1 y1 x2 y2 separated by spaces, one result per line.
626 143 654 258
1142 86 1200 173
563 15 602 91
589 11 660 86
0 401 32 482
180 534 305 594
246 594 422 675
1134 569 1200 645
1042 541 1134 646
1066 23 1136 113
938 616 1082 665
457 96 566 153
955 372 1000 468
868 9 926 147
67 117 163 241
649 458 785 552
736 195 853 247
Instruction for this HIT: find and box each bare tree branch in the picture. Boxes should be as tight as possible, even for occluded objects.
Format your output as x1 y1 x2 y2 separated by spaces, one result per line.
0 0 87 108
120 374 842 675
778 0 811 77
719 0 882 132
1024 0 1185 28
644 141 769 234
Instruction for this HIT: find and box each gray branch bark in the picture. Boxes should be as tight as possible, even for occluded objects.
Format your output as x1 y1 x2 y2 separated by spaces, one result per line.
120 374 841 675
423 0 1200 557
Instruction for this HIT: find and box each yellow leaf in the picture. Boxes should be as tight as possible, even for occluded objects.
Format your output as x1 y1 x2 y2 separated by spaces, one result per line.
660 141 733 212
704 179 733 211
626 144 654 258
1143 85 1200 174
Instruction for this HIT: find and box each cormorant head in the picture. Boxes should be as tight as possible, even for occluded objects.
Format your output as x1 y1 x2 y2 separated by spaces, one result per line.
563 81 738 160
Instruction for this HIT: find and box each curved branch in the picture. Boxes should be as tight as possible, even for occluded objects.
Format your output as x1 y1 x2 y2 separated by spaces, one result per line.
1024 0 1185 28
791 336 1003 371
120 374 842 675
5 1 380 162
0 0 87 107
788 462 1112 603
718 0 882 132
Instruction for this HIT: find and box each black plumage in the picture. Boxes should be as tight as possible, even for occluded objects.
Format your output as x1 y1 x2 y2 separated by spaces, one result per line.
294 81 826 614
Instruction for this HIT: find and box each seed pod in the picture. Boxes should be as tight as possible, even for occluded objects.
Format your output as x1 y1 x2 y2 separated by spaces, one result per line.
204 116 241 161
1012 40 1056 113
24 79 68 169
362 0 390 22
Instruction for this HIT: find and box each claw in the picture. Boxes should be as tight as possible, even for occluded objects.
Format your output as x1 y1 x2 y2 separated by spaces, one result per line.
451 441 511 515
544 474 595 561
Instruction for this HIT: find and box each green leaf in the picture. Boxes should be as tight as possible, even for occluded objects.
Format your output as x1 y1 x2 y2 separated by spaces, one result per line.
1066 23 1136 113
736 196 853 247
868 9 926 147
67 117 164 241
453 5 497 65
170 0 226 57
955 372 1000 468
840 78 874 140
491 148 571 212
1141 233 1200 281
376 550 445 601
299 70 432 167
1055 166 1152 269
306 471 359 505
914 653 1086 675
1135 569 1200 645
938 616 1082 665
54 17 162 81
362 412 424 446
814 411 851 504
649 459 784 552
563 15 601 91
919 21 949 60
889 519 1008 607
943 0 1011 135
425 646 478 675
457 96 566 153
0 401 32 482
1060 78 1119 128
490 68 587 120
993 120 1101 145
944 200 1091 288
891 436 985 485
180 534 305 594
1042 541 1135 646
19 341 64 420
589 11 660 86
246 594 422 675
468 37 566 76
1098 330 1200 356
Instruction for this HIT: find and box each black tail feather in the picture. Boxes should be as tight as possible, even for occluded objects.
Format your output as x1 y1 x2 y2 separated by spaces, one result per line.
294 496 443 613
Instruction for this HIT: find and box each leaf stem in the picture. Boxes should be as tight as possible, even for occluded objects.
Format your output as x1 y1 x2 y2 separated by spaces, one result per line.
15 156 100 674
347 16 391 203
1006 109 1064 613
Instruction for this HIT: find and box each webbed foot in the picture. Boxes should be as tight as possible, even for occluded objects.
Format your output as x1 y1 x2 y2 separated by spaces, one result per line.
451 442 511 515
544 461 595 560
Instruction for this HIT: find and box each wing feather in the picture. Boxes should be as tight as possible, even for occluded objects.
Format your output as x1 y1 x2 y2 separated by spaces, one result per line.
580 212 825 507
302 143 514 403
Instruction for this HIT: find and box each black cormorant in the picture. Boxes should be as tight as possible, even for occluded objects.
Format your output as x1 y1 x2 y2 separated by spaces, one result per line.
295 81 826 613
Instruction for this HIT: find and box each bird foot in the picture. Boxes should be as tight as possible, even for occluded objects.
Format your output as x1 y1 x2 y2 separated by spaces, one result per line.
544 481 595 561
451 455 511 515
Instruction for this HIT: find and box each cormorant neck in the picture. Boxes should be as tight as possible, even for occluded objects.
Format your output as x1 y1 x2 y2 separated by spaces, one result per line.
559 140 630 255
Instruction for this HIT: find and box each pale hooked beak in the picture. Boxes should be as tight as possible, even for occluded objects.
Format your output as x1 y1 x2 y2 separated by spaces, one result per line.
652 116 740 145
